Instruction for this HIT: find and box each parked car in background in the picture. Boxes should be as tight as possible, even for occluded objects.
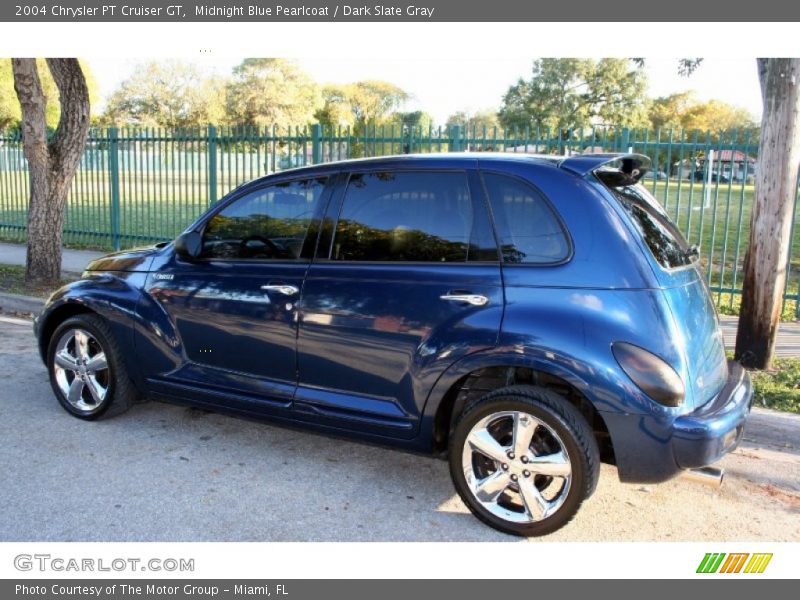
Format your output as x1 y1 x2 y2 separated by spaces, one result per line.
34 153 753 536
693 170 730 183
641 169 668 181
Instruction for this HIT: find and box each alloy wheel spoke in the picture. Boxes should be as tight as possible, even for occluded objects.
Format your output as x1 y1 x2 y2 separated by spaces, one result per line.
527 450 571 478
85 352 107 373
74 331 90 361
474 470 511 503
67 378 85 405
85 376 104 404
54 350 79 371
467 428 509 464
512 412 538 459
518 478 549 521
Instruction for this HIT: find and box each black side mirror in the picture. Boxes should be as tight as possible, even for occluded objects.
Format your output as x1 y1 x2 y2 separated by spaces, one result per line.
174 231 203 261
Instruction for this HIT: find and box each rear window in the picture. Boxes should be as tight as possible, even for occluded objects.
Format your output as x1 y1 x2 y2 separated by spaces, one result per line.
601 177 693 270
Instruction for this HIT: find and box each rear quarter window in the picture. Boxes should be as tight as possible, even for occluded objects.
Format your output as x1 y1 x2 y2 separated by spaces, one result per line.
482 173 570 264
601 180 693 270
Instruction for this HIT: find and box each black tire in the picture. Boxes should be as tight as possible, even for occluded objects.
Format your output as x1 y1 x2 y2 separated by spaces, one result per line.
449 385 600 537
46 314 137 420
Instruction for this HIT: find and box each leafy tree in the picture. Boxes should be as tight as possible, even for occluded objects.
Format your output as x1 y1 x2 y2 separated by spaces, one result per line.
391 110 434 131
12 59 90 284
226 58 321 127
102 61 226 128
647 91 757 132
316 80 409 130
647 91 697 130
446 110 501 133
498 58 648 134
315 84 355 128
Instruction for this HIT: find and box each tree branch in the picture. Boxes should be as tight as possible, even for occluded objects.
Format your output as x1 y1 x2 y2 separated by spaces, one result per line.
46 58 90 174
11 58 48 167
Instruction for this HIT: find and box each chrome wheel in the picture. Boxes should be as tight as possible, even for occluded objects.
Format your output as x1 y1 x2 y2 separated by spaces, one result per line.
461 410 572 524
52 328 110 412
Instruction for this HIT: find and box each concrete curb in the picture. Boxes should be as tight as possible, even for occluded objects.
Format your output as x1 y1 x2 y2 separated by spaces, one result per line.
0 292 44 315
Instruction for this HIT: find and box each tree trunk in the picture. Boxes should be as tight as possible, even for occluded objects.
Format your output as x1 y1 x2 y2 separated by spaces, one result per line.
12 58 90 285
735 58 800 369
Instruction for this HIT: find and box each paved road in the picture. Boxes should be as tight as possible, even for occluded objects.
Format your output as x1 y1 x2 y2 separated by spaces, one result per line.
0 242 103 274
0 315 798 542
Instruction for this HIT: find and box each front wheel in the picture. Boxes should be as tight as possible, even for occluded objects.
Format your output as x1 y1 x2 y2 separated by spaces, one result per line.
47 314 137 420
449 385 599 536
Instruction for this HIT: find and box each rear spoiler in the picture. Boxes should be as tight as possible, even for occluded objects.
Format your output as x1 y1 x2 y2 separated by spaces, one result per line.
560 153 651 185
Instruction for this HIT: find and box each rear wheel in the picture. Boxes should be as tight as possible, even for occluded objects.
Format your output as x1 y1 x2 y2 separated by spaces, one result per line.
47 314 137 420
449 385 599 536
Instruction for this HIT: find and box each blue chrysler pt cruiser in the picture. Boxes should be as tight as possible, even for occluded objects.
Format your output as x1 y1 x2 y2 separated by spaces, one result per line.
35 153 753 536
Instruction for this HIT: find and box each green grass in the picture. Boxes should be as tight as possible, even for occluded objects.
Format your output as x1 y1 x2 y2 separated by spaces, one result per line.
0 263 78 299
749 358 800 414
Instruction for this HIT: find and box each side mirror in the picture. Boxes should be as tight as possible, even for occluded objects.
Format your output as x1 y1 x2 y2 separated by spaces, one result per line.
174 231 203 261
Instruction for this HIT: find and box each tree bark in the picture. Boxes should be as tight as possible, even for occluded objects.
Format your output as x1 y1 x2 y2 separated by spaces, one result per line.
735 58 800 369
12 58 90 285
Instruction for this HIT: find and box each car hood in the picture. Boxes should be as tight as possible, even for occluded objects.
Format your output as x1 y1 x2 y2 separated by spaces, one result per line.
85 244 165 272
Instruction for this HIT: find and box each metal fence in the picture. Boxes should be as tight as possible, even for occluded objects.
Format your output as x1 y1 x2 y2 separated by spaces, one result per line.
1 124 799 316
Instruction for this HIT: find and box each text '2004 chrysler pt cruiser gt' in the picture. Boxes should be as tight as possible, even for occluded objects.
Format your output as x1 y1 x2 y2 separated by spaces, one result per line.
34 153 753 536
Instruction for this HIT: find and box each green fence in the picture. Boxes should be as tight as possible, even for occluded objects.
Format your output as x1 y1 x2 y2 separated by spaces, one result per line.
1 124 799 317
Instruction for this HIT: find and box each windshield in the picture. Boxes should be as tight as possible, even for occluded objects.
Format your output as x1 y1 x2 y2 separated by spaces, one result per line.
597 173 694 270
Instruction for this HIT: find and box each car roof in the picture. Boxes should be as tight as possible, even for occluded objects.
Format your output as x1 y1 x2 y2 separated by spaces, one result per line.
236 152 650 189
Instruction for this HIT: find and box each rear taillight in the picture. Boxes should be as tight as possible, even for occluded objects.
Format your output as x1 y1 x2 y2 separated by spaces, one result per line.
612 342 685 407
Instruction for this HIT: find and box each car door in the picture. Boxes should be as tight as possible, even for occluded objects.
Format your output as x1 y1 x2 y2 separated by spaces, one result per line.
294 167 503 438
143 175 330 411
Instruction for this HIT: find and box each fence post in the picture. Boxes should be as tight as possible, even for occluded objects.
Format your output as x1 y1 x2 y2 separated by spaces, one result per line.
107 127 121 251
311 124 322 164
207 125 218 205
621 127 630 153
450 125 463 152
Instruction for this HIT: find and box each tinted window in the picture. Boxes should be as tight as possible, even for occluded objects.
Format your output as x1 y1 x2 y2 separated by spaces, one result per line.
331 171 495 262
483 173 569 264
605 182 693 269
201 178 326 260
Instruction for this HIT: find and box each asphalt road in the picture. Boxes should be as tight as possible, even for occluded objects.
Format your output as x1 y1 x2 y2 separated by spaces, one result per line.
1 314 798 542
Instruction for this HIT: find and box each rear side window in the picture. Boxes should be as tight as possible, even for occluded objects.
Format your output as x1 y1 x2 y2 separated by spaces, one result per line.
604 182 693 270
331 171 496 262
482 173 570 264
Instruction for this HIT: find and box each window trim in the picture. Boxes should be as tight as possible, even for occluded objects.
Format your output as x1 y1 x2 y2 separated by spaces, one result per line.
478 169 574 267
187 174 332 264
318 168 500 266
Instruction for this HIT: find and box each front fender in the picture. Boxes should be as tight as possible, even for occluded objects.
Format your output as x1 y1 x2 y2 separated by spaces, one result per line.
35 273 148 384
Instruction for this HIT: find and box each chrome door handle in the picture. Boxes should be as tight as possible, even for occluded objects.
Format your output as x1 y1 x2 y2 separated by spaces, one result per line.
439 294 489 307
260 284 300 296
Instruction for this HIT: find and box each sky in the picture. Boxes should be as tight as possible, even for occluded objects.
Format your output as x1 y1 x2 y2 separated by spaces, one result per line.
86 56 763 125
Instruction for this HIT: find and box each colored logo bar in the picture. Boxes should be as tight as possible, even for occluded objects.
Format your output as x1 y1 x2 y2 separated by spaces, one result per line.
697 553 773 574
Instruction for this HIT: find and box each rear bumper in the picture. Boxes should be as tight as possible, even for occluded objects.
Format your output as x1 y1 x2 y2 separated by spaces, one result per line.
601 360 753 483
671 360 753 469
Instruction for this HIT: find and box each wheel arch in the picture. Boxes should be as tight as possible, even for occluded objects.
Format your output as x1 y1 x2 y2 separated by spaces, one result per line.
422 353 615 464
37 301 98 362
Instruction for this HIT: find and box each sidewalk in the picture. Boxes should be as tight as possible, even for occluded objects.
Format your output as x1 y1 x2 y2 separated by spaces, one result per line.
0 242 105 273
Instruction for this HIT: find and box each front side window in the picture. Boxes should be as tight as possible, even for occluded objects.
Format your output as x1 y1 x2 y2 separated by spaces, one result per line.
483 173 570 264
331 171 495 262
200 178 326 260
